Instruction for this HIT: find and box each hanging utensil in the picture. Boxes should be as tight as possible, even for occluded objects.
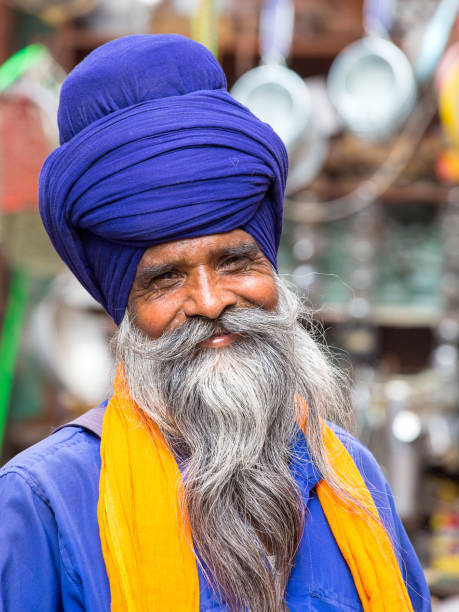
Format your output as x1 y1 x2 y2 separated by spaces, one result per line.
231 0 311 152
328 0 459 141
328 0 417 140
364 0 397 36
415 0 459 85
232 0 331 193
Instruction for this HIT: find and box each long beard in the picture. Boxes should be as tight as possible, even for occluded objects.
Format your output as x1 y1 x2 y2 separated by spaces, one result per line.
116 277 351 611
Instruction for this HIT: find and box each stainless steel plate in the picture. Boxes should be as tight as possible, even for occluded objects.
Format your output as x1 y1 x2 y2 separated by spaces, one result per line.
328 36 417 140
231 63 312 151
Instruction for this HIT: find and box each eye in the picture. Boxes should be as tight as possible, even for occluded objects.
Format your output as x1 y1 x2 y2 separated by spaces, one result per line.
147 270 180 289
221 255 252 271
155 271 175 281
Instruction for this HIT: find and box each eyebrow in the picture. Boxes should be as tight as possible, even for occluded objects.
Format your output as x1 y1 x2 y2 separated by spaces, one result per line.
135 241 261 285
217 242 260 259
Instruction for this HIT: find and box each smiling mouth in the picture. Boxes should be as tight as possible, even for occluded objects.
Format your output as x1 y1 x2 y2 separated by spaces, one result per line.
199 332 239 348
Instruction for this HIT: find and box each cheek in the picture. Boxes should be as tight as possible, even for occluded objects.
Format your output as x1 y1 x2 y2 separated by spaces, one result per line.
237 275 279 311
131 297 181 339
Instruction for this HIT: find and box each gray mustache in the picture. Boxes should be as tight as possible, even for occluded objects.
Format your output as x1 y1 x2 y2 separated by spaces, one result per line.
132 305 294 362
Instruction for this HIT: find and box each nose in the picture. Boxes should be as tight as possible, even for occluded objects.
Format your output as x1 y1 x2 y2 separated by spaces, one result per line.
183 267 237 320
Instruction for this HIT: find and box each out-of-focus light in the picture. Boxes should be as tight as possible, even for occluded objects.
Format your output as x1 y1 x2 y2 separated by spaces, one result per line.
437 318 459 342
348 297 371 319
385 379 411 403
350 267 373 290
292 264 316 290
432 344 458 372
392 410 422 443
293 237 315 261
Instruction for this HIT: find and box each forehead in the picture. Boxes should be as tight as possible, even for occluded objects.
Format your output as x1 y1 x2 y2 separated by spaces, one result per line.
137 229 261 269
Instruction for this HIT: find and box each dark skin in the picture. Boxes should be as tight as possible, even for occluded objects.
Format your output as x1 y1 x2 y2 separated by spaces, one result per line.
128 229 278 345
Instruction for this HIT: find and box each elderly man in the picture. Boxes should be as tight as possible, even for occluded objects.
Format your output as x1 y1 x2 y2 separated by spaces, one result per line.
0 35 430 611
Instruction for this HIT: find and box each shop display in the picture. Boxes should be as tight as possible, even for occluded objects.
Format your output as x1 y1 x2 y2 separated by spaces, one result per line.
311 205 443 318
414 0 459 84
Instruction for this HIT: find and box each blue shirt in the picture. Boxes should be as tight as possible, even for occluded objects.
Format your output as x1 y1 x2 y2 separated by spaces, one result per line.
0 419 431 611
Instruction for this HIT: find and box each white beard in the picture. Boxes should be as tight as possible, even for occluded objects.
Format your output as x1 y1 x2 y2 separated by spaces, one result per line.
115 276 351 611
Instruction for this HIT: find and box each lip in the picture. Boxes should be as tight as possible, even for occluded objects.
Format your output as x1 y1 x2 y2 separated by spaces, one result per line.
200 333 239 348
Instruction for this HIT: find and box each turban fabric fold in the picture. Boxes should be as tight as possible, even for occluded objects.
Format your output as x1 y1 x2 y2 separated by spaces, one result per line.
39 35 288 323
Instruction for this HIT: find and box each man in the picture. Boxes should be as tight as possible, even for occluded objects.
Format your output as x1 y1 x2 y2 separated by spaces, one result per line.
0 35 430 611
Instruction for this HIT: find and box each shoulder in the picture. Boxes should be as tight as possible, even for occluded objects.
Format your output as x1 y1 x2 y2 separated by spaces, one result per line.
328 422 374 461
0 426 101 506
0 427 109 610
327 422 388 492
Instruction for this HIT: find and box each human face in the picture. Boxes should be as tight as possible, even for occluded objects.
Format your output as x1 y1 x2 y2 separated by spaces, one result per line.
128 229 278 346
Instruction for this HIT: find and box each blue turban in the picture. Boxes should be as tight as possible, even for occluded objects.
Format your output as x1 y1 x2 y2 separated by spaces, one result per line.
39 35 288 323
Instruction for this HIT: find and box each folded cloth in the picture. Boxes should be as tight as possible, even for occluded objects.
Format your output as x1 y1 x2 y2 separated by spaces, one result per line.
39 35 288 323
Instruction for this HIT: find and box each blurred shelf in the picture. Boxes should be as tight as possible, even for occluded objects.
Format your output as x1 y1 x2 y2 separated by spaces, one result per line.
318 304 442 328
56 25 114 50
293 180 450 206
225 32 363 58
50 0 364 71
55 25 362 56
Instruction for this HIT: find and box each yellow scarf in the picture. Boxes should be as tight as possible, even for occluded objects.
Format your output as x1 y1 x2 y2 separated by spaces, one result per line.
98 368 413 611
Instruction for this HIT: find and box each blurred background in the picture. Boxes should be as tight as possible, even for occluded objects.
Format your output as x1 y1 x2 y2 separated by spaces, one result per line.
0 0 458 608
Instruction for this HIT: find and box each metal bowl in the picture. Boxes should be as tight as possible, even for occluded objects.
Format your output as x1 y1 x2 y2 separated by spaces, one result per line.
231 63 312 151
328 36 417 140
